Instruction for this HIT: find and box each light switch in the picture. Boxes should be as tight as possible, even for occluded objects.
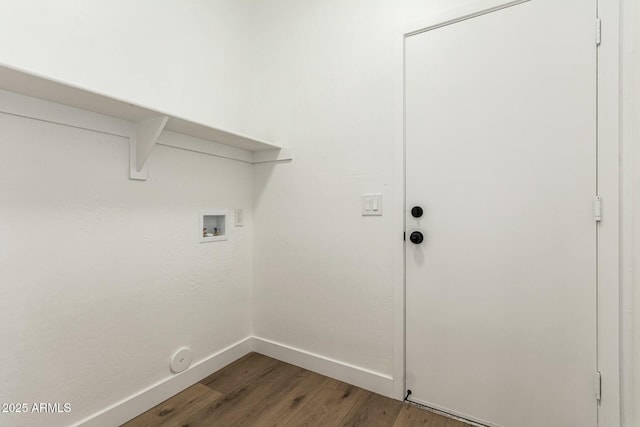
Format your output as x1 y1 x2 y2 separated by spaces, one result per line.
234 209 244 227
362 194 383 216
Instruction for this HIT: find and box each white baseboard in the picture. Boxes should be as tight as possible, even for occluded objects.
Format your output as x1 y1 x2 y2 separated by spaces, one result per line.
74 337 253 427
251 336 395 399
75 336 396 426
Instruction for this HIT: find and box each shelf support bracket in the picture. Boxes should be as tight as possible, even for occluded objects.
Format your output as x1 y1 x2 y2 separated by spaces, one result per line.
130 115 169 180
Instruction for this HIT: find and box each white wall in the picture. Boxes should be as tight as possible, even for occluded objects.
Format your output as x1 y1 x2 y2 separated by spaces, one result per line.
248 0 639 423
249 0 454 384
0 104 253 426
0 0 637 425
0 3 257 425
0 0 253 135
632 1 640 424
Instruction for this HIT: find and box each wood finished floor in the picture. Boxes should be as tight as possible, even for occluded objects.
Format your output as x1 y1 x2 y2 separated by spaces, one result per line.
122 352 473 427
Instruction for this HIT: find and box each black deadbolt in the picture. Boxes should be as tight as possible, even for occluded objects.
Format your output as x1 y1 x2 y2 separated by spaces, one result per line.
411 206 423 218
409 231 424 244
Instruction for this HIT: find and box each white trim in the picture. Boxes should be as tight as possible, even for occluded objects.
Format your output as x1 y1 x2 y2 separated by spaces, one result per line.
409 396 503 427
74 337 253 427
398 0 530 36
391 28 407 401
619 1 635 426
73 336 396 426
597 0 623 426
252 337 395 398
394 1 623 426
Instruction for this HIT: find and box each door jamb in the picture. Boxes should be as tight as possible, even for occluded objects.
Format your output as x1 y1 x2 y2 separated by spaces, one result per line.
391 2 623 426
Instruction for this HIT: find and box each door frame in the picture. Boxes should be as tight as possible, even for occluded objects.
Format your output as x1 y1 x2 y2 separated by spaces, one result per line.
391 1 624 426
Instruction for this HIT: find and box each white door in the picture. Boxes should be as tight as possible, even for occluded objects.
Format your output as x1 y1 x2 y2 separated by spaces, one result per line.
405 1 597 427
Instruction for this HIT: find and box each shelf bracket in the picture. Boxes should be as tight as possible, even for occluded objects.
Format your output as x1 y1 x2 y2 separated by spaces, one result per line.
130 115 169 180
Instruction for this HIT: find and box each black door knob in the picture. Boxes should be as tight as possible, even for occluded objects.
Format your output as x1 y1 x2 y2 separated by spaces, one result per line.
411 206 423 218
409 231 424 244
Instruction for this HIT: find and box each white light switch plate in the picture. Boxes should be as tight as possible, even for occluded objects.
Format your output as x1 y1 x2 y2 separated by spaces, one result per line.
362 194 383 216
234 209 244 226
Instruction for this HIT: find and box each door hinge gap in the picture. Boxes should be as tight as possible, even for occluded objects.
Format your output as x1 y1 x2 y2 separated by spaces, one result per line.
596 18 602 46
594 196 602 222
595 371 602 401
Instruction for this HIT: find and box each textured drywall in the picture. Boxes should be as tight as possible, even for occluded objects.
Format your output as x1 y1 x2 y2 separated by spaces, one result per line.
0 0 636 424
0 112 253 427
249 0 458 379
248 4 637 422
0 0 253 135
0 2 257 424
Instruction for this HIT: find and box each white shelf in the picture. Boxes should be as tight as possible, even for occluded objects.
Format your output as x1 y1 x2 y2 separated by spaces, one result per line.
0 63 291 179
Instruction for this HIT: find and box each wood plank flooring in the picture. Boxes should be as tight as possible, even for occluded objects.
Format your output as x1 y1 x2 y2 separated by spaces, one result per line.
122 353 473 427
